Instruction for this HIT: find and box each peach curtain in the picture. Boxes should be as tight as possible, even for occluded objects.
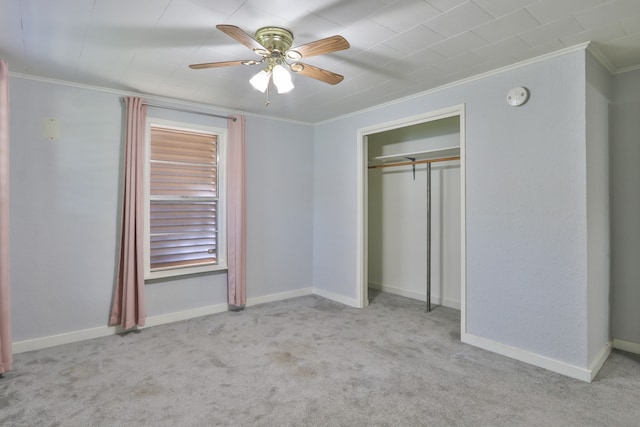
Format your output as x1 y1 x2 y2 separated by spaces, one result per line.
227 115 246 309
0 59 12 373
110 97 146 329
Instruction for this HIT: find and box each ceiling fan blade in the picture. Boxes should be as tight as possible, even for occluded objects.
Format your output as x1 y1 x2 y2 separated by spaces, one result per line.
189 60 253 69
216 24 265 52
293 63 344 85
288 35 350 59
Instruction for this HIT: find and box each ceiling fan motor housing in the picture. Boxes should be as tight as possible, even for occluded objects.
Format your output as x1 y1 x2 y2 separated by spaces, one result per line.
254 27 294 55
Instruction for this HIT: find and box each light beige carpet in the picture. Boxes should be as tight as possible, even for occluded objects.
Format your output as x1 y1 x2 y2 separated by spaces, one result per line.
2 290 639 426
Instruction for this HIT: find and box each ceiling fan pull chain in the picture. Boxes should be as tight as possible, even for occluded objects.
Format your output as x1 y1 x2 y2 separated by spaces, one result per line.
265 84 271 106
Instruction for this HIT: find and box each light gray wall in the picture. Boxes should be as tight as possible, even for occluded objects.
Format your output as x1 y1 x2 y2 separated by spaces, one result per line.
9 76 314 342
245 116 314 297
585 52 612 364
610 69 640 344
10 78 123 341
367 118 461 307
313 51 595 368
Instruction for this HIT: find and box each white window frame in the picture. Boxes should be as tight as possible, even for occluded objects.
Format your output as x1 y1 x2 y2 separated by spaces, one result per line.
143 117 227 280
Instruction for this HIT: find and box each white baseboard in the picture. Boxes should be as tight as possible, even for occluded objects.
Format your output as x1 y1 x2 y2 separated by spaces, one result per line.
246 287 313 307
144 303 228 328
613 338 640 355
369 282 461 310
13 288 315 354
13 303 228 354
13 324 120 354
462 332 610 383
589 341 613 381
312 288 360 307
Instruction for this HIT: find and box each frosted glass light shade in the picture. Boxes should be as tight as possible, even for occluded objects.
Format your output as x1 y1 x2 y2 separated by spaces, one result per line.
249 70 270 93
272 65 294 94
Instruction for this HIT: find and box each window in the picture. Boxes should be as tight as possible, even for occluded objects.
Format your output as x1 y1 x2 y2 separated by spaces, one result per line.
144 118 226 279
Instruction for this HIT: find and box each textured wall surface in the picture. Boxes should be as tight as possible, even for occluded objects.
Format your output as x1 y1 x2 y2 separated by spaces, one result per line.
585 52 611 365
610 69 640 344
8 77 314 342
314 51 594 367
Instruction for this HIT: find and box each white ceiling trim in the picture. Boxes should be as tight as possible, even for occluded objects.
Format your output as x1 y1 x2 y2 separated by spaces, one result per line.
7 71 313 126
586 43 640 75
586 44 618 75
317 42 593 126
613 63 640 75
10 41 628 127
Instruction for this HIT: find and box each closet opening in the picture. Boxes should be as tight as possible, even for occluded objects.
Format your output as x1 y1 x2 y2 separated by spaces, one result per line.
356 105 466 333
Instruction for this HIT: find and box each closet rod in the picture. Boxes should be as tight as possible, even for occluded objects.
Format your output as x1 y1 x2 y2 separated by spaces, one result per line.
142 102 237 121
368 156 460 169
426 162 432 312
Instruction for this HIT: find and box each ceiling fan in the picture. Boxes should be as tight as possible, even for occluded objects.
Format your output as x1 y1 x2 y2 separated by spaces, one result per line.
189 25 350 96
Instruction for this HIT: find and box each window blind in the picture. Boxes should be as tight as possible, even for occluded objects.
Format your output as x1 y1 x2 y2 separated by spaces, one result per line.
149 126 218 270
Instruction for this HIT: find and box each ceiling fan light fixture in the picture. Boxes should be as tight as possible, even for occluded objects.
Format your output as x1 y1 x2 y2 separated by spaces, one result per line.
286 50 302 60
250 69 270 93
272 64 294 94
253 48 270 56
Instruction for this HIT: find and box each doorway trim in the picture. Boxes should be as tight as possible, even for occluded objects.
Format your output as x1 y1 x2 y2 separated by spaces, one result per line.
356 104 466 334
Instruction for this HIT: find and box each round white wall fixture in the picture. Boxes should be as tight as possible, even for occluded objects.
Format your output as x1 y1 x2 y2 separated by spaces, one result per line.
506 86 529 107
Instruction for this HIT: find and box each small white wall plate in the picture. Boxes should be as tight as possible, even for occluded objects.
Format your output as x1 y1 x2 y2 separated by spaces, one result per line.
506 86 529 107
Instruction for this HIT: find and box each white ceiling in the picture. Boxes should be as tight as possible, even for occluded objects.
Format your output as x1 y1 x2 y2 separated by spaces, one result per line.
2 0 640 123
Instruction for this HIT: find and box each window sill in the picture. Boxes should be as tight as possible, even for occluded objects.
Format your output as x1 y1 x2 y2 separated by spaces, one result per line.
145 263 228 281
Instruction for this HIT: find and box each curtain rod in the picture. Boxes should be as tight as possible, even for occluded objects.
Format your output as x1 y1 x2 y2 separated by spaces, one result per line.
142 102 237 121
368 156 460 169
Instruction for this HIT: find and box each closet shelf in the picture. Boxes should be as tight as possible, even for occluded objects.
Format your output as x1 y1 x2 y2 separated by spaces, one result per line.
372 146 460 163
368 146 460 170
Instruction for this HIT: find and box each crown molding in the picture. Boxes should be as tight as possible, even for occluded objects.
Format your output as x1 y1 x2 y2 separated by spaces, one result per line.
7 71 314 126
10 40 634 127
317 42 594 126
615 63 640 74
587 42 640 76
586 43 617 75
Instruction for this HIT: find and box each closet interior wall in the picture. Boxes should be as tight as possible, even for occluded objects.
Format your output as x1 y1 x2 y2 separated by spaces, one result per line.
367 117 461 309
